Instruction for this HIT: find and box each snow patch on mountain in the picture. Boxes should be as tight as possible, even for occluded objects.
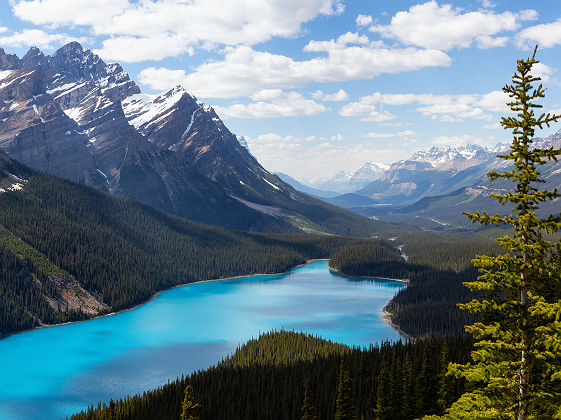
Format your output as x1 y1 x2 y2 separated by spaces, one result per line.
406 144 490 167
122 86 188 131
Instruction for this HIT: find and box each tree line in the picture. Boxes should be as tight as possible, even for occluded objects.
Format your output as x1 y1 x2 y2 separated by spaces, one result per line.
69 331 471 420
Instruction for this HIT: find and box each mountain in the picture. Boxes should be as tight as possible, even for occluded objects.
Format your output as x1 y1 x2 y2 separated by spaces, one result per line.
353 144 506 205
0 42 389 236
352 131 561 230
275 172 339 198
309 161 387 193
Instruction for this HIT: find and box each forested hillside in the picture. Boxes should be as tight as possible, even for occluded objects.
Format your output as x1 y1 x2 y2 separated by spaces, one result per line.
331 230 503 337
0 154 411 336
70 331 471 420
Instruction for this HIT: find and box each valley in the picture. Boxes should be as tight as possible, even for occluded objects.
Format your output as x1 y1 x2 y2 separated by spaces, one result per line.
0 3 560 416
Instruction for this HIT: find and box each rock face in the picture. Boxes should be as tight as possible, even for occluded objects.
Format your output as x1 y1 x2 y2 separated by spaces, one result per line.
0 42 378 235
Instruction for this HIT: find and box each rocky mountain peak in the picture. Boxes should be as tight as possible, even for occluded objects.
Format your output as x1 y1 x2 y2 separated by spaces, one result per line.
0 48 20 70
21 46 47 68
405 143 492 169
51 43 105 81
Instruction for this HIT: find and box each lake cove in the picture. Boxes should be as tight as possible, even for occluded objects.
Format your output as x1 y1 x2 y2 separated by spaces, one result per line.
0 260 404 420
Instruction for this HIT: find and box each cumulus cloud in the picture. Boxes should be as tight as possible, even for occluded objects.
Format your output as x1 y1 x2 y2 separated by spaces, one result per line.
139 44 451 98
370 1 537 50
339 102 398 122
0 29 89 50
356 14 373 27
12 0 345 62
303 31 370 52
214 90 327 119
312 89 349 101
531 63 555 83
342 90 510 122
476 35 509 49
244 133 409 181
516 18 561 48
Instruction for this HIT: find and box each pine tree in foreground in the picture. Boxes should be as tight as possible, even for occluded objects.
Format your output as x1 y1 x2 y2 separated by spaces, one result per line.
301 379 318 420
335 362 357 420
434 46 561 419
180 384 200 420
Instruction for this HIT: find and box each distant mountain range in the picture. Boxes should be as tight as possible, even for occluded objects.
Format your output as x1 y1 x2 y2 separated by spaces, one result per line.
280 133 561 230
0 42 391 237
308 161 388 193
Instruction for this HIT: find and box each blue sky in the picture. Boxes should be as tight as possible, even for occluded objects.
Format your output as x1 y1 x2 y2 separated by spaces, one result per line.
1 0 561 182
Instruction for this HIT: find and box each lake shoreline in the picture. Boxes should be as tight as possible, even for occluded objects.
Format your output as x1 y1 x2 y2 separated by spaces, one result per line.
327 264 411 340
2 259 410 341
327 264 409 283
1 259 328 340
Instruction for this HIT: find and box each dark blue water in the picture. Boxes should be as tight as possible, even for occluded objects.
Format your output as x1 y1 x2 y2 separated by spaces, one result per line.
0 260 404 420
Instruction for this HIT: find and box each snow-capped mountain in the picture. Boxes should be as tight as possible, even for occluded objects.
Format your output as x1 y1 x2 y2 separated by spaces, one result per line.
406 144 491 167
0 42 380 236
348 136 561 208
236 136 251 152
310 161 388 193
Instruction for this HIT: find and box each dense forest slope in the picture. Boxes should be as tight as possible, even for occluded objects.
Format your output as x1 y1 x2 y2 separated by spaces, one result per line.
71 331 471 420
331 230 504 337
0 152 410 336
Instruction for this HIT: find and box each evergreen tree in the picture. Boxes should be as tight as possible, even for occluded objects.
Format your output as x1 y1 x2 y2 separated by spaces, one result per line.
444 46 561 419
180 385 200 420
401 353 415 419
415 343 438 417
436 341 455 414
335 362 357 420
373 358 391 420
301 380 318 420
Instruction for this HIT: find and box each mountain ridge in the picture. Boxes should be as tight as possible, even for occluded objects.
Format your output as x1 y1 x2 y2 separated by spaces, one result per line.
0 42 389 236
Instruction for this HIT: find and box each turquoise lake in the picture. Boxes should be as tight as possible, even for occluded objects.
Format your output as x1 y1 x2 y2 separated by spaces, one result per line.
0 260 404 420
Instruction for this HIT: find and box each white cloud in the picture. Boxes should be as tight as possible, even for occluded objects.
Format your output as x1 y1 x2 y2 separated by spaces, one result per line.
364 132 394 138
398 130 417 138
482 122 501 130
0 29 89 50
370 1 536 50
12 0 345 62
476 35 509 49
344 90 510 122
312 89 349 101
0 27 8 33
214 89 327 119
12 0 129 28
431 134 483 147
479 0 496 8
139 44 451 98
531 62 555 83
95 35 195 62
516 18 561 48
339 102 398 122
363 130 416 139
303 32 371 52
244 133 409 181
356 14 373 27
